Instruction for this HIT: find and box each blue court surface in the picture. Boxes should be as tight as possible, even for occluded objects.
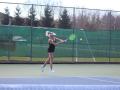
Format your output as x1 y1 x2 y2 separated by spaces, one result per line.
0 76 120 90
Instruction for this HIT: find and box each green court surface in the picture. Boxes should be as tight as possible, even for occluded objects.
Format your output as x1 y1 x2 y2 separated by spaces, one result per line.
0 64 120 77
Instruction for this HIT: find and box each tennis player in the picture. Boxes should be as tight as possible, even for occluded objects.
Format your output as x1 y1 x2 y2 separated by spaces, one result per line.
41 32 65 72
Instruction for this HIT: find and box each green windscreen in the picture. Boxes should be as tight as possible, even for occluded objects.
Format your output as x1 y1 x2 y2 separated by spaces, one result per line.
0 25 120 63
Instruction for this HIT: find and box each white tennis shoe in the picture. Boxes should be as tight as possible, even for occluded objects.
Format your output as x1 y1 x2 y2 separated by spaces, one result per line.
51 69 55 72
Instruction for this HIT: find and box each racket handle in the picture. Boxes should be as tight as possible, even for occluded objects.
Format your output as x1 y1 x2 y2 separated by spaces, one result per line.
64 39 68 42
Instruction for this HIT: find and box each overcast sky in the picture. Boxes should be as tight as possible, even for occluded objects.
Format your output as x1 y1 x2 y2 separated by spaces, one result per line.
0 0 120 11
0 0 120 17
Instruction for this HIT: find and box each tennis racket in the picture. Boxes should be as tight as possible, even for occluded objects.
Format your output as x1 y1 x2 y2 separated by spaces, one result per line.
64 34 76 42
56 34 76 44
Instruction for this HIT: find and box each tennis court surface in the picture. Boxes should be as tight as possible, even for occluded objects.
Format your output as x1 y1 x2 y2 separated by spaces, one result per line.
0 64 120 90
0 77 120 90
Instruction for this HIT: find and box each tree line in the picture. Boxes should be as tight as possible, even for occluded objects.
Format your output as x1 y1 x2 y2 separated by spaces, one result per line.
1 5 120 30
1 5 71 29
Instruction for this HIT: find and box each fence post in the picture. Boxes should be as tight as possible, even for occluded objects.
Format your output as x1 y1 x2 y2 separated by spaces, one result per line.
109 11 112 63
72 7 76 62
7 26 10 61
30 4 34 62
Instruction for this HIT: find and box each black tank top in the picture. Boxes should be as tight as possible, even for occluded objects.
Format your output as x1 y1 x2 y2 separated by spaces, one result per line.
49 43 55 49
48 39 56 50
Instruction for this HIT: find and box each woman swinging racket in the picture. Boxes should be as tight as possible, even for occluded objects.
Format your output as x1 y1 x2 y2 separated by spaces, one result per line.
41 32 65 72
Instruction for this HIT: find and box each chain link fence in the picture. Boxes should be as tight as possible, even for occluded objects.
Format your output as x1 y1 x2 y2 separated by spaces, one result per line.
0 2 120 63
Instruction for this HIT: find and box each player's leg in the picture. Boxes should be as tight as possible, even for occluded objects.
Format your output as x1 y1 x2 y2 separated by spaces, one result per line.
42 57 50 68
50 53 54 72
41 53 50 72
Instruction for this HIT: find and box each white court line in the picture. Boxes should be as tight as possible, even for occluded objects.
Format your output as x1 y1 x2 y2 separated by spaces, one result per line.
86 77 120 84
0 84 120 87
0 76 119 86
60 76 120 84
